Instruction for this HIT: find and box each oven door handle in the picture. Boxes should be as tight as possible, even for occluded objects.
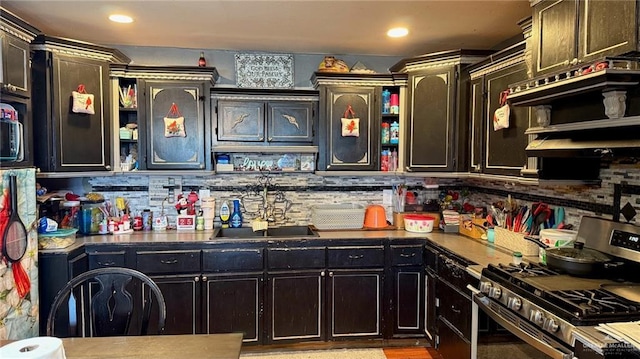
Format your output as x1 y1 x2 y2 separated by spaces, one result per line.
472 293 573 359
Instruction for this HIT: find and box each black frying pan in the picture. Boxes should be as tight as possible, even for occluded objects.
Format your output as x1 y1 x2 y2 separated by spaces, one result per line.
2 175 27 262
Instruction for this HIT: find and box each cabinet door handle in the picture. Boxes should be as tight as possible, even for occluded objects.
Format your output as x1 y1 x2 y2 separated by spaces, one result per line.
320 271 325 277
451 305 461 314
452 268 464 279
400 253 416 258
202 276 208 282
231 113 249 130
329 272 334 277
160 259 178 265
348 255 364 259
194 276 200 282
98 261 116 267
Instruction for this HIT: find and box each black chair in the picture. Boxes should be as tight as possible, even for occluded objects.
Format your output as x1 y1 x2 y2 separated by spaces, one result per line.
47 267 167 337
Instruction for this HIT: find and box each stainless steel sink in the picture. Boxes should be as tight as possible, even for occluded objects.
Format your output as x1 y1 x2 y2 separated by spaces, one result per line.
215 225 318 239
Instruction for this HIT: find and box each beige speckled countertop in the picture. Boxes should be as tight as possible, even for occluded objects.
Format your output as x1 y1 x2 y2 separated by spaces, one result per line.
41 228 535 278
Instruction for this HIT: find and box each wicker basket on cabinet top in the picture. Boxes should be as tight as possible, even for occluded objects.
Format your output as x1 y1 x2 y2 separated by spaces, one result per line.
311 204 365 230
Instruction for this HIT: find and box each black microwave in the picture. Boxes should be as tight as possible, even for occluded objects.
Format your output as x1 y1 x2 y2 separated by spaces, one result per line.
0 103 24 163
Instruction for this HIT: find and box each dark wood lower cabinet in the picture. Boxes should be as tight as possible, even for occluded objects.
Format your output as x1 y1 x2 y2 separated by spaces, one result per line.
205 272 263 343
424 267 437 344
391 267 423 336
267 270 324 343
148 274 201 335
328 269 383 339
38 250 88 335
39 239 428 344
437 317 471 359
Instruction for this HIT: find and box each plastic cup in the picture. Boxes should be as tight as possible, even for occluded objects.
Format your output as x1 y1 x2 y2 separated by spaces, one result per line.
487 228 495 243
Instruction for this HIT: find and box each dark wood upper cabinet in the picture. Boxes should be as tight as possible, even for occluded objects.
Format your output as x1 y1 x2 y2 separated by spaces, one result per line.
531 0 638 76
0 9 38 169
321 86 378 171
0 8 38 99
407 67 457 171
0 31 31 98
484 62 532 176
146 81 208 169
578 0 637 61
110 65 217 171
217 100 265 142
31 35 130 172
267 101 314 143
212 89 318 152
468 42 534 178
390 49 491 172
311 72 407 172
469 77 485 173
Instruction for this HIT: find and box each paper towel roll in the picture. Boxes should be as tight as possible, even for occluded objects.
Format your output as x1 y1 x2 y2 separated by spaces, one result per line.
0 337 66 359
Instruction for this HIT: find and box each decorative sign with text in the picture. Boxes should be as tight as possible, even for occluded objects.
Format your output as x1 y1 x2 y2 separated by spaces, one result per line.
235 53 294 88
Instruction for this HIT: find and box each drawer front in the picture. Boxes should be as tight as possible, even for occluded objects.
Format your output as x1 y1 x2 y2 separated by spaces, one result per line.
267 247 325 270
327 246 385 268
437 254 476 291
136 250 201 274
88 251 126 269
390 245 423 266
202 248 264 272
437 279 472 340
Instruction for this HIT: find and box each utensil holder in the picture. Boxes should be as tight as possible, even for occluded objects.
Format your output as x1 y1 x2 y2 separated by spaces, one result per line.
493 227 540 256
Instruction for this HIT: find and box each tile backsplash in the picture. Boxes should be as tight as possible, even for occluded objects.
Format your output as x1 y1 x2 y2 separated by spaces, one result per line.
38 161 640 230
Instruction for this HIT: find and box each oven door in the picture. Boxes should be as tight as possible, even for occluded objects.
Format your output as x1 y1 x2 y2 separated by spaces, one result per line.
468 285 574 359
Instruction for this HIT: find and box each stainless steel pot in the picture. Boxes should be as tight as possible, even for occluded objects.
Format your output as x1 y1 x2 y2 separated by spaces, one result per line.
545 242 622 276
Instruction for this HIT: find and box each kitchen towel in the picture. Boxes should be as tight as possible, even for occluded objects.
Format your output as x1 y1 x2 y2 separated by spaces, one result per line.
0 337 66 359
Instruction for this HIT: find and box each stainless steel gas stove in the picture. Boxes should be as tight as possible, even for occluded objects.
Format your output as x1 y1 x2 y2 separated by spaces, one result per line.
471 216 640 359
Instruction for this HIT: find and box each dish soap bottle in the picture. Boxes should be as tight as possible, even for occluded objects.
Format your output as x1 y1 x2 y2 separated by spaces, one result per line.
219 201 231 228
230 199 243 228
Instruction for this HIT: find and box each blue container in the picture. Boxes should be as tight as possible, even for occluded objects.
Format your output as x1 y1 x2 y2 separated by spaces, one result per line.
230 199 243 228
382 89 391 114
79 208 93 234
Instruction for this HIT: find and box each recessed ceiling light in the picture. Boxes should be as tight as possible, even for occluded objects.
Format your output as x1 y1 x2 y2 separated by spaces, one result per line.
109 14 133 24
387 27 409 38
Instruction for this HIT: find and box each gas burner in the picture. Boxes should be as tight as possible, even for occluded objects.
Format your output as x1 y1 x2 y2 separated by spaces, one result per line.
493 262 559 277
548 289 640 318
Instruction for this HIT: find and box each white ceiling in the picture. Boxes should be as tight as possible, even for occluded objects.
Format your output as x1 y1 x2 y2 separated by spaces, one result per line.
3 0 533 57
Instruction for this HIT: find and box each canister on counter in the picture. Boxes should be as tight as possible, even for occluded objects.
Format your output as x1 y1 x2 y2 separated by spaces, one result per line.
142 209 152 231
79 201 105 235
196 216 204 231
133 215 143 231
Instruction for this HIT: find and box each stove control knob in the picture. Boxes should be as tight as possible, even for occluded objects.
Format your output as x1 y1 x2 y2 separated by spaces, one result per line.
479 281 492 294
507 297 522 311
489 286 502 299
545 318 559 333
532 310 545 325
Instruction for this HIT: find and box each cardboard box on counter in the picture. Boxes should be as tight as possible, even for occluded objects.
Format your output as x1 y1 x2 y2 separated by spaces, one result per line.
458 215 486 239
393 211 441 230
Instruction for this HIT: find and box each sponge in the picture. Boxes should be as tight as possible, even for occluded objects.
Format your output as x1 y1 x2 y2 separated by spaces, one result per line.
252 219 268 232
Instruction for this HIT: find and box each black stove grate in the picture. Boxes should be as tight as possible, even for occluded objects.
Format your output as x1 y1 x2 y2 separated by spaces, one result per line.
547 288 640 318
